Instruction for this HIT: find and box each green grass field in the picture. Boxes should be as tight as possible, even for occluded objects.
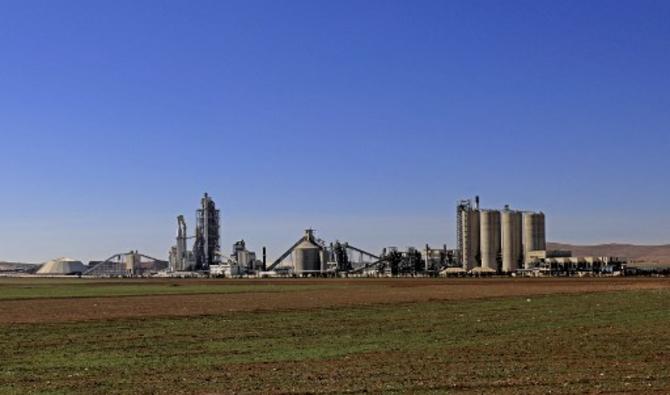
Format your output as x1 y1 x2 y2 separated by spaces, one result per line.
1 287 669 394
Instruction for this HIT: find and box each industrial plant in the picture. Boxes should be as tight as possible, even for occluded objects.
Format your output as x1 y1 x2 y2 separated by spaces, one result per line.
4 193 628 278
454 197 623 276
158 193 626 278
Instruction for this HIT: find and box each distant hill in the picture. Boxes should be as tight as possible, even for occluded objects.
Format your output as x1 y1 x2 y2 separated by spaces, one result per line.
548 243 670 266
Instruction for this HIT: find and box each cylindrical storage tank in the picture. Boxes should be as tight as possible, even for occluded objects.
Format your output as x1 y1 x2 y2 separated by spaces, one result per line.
523 212 546 268
480 210 501 272
237 250 250 268
501 210 523 273
293 240 322 275
125 252 140 274
461 209 480 270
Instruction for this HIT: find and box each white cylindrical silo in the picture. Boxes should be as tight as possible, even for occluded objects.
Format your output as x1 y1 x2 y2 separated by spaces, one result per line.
480 210 501 272
293 239 322 275
461 209 480 270
523 212 546 269
502 210 523 273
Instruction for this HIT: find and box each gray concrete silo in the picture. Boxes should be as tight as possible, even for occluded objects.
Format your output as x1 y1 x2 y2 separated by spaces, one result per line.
292 231 322 275
460 208 480 270
480 210 501 272
501 209 523 273
523 212 546 269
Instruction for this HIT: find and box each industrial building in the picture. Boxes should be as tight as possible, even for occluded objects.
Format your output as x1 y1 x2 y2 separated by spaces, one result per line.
193 193 220 270
168 215 195 271
455 196 625 276
169 193 223 272
456 197 480 271
162 193 625 278
167 193 265 276
85 251 167 276
16 193 624 278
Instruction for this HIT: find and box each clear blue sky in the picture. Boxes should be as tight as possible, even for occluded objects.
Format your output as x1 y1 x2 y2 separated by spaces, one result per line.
1 0 668 263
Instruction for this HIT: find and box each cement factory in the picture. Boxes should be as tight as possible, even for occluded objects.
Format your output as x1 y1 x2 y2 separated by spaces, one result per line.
3 193 629 278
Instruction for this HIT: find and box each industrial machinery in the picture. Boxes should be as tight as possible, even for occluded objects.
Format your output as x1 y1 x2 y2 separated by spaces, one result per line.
169 215 196 271
85 251 168 276
169 193 221 272
376 247 403 276
373 247 430 276
230 240 260 272
457 197 480 271
423 244 453 272
193 193 221 270
267 230 385 276
267 229 328 276
338 243 380 273
332 241 352 272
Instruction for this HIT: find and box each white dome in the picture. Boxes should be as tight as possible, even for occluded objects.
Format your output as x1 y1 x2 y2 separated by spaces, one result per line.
36 257 86 275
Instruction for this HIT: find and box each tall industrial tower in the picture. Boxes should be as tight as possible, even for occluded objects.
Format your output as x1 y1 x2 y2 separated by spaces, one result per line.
193 193 221 270
169 215 190 271
457 196 480 270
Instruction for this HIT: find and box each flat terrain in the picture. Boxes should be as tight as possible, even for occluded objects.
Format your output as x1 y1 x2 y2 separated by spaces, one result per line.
1 278 669 394
0 277 666 324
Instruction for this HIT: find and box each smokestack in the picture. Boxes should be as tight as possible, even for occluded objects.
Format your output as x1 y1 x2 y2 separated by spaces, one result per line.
262 246 267 271
475 196 480 210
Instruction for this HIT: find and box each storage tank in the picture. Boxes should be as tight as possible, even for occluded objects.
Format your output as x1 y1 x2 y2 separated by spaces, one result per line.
236 250 250 268
501 209 523 273
480 210 501 272
125 251 141 274
523 212 546 268
292 231 322 275
461 209 480 270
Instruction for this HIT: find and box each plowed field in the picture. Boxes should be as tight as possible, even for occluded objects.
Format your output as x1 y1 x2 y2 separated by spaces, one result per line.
1 277 669 394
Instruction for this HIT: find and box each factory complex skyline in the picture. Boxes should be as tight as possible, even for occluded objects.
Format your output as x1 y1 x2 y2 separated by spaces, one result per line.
1 1 669 263
8 193 627 278
0 190 668 266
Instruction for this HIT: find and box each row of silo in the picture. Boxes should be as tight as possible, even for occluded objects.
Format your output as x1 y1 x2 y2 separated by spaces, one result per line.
457 199 546 273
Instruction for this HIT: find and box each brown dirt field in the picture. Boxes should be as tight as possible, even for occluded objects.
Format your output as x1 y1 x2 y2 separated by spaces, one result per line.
2 277 669 324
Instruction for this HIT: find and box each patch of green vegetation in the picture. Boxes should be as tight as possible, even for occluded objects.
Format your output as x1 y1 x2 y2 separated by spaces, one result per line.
0 280 333 300
1 290 669 394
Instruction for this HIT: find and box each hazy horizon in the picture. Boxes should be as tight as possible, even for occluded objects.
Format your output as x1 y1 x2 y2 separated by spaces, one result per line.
1 0 669 263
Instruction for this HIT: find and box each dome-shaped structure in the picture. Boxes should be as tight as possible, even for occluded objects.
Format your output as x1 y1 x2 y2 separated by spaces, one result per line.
36 257 86 275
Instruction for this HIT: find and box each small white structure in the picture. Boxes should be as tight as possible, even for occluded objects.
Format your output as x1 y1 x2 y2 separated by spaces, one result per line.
209 264 243 277
36 257 86 275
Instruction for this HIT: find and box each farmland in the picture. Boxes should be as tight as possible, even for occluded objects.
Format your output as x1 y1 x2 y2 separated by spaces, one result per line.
1 278 669 394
